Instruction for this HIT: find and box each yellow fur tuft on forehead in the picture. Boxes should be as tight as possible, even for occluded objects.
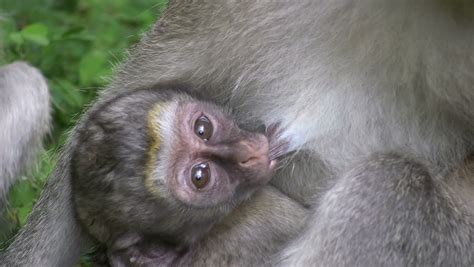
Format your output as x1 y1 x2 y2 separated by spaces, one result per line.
145 102 167 196
148 103 165 149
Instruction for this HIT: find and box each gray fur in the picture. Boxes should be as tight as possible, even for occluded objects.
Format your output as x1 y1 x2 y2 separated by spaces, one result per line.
2 1 474 266
174 186 308 267
0 62 50 201
278 153 474 266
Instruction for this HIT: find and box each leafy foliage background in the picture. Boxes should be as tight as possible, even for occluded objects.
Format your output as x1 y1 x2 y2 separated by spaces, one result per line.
0 0 167 250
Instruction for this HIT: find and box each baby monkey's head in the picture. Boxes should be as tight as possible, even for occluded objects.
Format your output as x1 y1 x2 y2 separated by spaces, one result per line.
72 84 287 245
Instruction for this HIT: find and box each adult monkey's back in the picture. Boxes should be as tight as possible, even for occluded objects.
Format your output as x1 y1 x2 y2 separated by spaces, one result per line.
3 1 474 266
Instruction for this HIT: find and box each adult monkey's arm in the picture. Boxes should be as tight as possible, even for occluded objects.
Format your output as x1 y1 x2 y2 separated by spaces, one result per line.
1 144 87 266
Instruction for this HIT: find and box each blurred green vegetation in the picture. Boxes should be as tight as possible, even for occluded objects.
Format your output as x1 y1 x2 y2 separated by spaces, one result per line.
0 0 167 250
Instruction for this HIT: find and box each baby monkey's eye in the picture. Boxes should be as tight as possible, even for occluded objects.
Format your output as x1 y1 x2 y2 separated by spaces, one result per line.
194 115 213 141
191 162 210 189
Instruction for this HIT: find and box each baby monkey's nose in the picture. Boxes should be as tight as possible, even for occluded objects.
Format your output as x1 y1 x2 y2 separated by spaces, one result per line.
203 132 271 170
236 133 270 168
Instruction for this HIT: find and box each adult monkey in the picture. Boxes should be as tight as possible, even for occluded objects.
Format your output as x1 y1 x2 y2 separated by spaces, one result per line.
3 0 474 266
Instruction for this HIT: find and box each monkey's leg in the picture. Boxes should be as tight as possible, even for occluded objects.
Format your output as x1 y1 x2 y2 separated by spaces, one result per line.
279 153 474 266
0 62 50 200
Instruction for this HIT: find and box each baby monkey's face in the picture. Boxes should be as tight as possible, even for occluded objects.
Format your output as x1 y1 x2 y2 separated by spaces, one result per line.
147 99 279 209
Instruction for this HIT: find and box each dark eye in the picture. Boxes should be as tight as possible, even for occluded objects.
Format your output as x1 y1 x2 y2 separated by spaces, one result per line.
190 162 211 189
194 115 213 141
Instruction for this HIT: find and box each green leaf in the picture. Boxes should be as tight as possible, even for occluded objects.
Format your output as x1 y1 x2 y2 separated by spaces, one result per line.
51 79 84 110
58 26 95 42
7 32 24 45
137 10 155 26
79 50 109 85
17 203 34 225
21 23 50 46
8 177 36 207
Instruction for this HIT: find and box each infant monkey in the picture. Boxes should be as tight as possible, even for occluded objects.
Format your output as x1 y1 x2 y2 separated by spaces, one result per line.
71 84 289 266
